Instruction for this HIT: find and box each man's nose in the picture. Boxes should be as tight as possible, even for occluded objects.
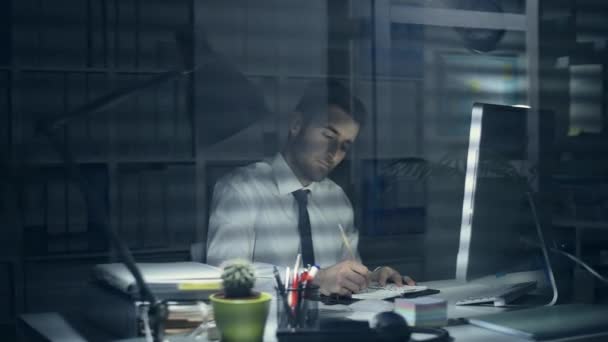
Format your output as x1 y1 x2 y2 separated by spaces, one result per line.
327 139 339 158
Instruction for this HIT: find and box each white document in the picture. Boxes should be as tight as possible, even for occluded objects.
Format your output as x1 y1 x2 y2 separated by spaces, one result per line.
94 262 221 293
351 284 428 300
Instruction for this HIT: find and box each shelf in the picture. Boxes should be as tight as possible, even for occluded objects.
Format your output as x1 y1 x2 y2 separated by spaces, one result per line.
0 66 406 83
0 257 19 264
390 6 527 31
21 160 109 167
24 246 191 262
553 218 608 229
0 65 177 74
114 158 195 165
555 42 608 68
22 158 195 166
556 135 608 153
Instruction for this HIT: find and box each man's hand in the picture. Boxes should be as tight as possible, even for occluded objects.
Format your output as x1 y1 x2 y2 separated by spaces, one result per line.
371 266 416 286
312 260 371 296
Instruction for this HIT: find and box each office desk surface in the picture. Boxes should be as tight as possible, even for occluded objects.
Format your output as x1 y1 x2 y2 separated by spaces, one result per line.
24 311 600 342
20 278 603 342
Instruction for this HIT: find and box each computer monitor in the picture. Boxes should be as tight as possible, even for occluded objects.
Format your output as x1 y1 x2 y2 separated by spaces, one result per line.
455 102 559 304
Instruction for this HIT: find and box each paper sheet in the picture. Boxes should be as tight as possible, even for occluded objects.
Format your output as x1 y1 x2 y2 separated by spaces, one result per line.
352 284 428 300
94 262 221 293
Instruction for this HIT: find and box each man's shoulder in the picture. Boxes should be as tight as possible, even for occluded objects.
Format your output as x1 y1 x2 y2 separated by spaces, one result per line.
215 159 274 190
316 177 349 199
314 178 354 216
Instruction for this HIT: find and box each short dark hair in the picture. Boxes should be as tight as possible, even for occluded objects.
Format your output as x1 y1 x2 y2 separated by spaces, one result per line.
294 79 367 127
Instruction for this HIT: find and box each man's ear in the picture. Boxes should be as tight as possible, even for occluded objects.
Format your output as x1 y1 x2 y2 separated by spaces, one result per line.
288 112 304 138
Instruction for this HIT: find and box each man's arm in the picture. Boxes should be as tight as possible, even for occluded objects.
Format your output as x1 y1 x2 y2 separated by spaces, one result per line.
311 192 372 296
337 190 415 287
206 179 256 266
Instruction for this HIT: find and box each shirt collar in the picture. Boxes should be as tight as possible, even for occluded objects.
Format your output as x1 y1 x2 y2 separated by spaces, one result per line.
272 153 316 195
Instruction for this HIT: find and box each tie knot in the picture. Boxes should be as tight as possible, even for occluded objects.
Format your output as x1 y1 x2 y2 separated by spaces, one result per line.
292 189 310 205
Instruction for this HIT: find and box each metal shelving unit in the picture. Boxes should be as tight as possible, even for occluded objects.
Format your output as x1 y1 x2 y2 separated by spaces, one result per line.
2 1 332 329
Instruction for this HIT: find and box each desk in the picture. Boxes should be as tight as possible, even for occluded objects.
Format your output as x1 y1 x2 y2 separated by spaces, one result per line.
19 279 608 342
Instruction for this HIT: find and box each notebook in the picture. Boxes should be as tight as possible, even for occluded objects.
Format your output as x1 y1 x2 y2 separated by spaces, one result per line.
468 304 608 340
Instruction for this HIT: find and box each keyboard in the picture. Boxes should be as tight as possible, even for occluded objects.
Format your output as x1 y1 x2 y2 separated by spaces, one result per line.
455 281 537 307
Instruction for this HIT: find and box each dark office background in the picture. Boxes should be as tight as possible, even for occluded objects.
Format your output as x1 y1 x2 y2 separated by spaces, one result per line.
1 0 608 339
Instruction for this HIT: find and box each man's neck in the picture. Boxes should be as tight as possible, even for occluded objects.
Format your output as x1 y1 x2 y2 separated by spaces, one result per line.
281 150 312 187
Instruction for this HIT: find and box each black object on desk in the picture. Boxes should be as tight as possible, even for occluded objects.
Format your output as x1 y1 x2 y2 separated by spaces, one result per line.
319 288 441 305
277 312 451 342
277 319 377 342
398 288 441 299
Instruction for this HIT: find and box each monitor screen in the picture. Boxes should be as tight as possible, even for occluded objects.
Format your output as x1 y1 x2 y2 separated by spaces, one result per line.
455 103 557 294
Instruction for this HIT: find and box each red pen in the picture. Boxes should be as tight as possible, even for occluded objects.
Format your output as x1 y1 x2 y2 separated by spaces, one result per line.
291 273 300 312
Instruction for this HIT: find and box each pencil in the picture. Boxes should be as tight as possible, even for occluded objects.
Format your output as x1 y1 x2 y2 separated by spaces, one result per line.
338 224 355 260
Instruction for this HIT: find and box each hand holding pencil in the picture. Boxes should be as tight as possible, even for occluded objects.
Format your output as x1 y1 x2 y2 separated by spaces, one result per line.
338 224 356 260
310 224 414 295
308 224 371 296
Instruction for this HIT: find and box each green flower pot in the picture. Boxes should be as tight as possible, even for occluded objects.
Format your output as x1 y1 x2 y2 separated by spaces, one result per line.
210 292 272 342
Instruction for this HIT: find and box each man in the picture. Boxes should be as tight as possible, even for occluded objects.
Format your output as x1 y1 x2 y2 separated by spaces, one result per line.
206 80 414 296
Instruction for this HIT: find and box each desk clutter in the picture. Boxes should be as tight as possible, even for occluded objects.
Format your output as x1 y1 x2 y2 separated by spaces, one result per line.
84 282 213 338
87 260 450 341
89 261 221 339
273 258 321 330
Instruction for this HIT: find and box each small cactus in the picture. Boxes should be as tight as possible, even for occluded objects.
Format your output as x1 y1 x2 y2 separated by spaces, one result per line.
221 259 256 298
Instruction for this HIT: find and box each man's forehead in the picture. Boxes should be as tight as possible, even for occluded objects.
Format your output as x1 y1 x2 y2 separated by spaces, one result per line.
306 105 360 140
309 105 357 126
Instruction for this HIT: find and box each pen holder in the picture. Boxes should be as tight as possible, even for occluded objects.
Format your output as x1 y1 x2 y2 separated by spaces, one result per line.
276 285 320 330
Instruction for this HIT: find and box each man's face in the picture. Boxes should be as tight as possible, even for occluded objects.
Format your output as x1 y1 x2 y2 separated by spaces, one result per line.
289 105 360 184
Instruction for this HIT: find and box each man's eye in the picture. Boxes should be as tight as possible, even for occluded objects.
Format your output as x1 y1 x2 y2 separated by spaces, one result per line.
322 131 335 139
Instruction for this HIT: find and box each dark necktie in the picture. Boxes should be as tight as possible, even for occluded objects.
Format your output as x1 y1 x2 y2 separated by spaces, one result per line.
292 189 315 266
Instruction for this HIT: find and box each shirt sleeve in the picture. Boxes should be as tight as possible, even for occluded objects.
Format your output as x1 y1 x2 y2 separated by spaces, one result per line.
206 178 256 267
338 190 362 263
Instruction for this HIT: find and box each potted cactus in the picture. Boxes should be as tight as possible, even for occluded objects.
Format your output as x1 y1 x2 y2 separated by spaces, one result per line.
209 259 272 342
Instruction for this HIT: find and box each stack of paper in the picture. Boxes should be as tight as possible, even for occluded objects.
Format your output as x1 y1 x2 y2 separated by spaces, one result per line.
93 262 222 300
165 301 212 335
352 284 428 300
394 297 447 327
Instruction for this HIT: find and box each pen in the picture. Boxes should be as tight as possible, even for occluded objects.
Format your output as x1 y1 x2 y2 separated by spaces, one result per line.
285 267 291 306
274 266 294 325
293 253 301 284
338 224 355 260
285 267 290 289
291 254 301 310
291 273 299 313
296 281 304 325
273 266 286 293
